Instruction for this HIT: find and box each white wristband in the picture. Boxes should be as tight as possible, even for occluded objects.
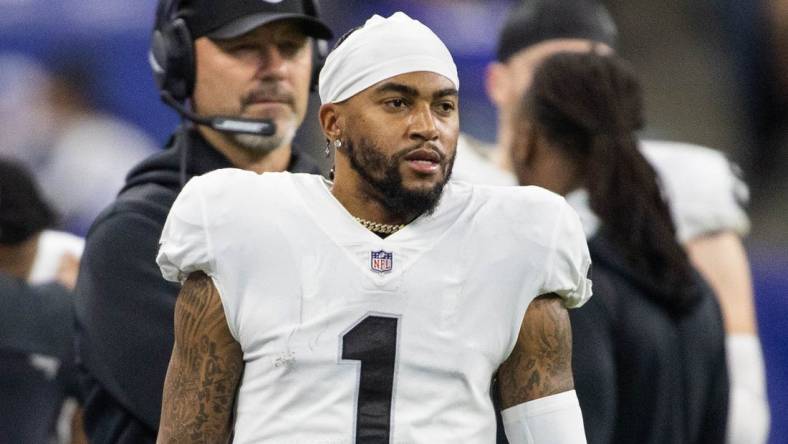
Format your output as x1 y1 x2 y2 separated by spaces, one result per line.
726 335 770 444
502 390 587 444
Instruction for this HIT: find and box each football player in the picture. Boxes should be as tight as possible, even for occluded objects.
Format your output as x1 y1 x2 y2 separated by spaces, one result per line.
156 12 592 443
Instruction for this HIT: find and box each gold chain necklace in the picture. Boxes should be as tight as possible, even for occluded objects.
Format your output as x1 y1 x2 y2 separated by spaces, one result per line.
354 217 406 235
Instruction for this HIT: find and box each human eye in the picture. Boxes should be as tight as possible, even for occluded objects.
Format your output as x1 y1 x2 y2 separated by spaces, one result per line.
434 100 457 116
277 37 308 57
384 98 409 111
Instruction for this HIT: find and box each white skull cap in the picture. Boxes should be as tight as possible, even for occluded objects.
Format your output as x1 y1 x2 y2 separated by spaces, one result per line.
318 12 459 104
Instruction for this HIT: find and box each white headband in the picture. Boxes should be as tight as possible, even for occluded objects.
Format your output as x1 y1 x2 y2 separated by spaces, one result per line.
319 12 459 104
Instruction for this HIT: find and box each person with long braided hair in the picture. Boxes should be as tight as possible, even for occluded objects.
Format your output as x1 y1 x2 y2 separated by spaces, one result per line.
510 51 729 444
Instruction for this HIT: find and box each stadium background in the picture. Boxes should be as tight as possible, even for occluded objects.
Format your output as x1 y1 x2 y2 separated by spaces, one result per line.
0 0 785 442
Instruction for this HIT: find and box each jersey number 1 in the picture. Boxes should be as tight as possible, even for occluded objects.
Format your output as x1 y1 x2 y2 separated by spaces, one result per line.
340 314 400 443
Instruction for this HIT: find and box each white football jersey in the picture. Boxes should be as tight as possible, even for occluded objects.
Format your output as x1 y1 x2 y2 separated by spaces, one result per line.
453 134 751 242
158 170 592 444
639 140 750 242
28 230 84 284
452 134 517 186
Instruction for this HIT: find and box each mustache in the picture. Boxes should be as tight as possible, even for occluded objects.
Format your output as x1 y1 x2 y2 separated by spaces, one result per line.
241 85 295 107
396 143 446 162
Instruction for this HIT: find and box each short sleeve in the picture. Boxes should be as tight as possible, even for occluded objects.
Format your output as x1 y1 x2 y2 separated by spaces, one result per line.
157 176 212 283
542 201 593 309
641 141 751 242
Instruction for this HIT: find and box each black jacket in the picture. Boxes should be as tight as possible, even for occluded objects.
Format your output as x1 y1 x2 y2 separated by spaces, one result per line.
0 274 79 444
571 232 729 444
74 126 321 443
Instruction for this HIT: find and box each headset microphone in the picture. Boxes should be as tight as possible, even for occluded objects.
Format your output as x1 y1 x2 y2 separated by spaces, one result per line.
160 91 277 136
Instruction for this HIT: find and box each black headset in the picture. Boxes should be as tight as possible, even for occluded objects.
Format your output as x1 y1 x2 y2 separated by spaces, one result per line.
149 0 329 104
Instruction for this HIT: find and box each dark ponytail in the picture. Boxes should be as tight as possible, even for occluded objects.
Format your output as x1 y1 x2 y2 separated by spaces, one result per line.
524 51 700 314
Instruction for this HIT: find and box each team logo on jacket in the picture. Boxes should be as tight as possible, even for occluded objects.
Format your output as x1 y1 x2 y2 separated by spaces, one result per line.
370 250 393 273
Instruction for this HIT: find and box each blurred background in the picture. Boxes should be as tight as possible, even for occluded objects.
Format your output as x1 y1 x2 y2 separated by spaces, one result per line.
0 0 785 441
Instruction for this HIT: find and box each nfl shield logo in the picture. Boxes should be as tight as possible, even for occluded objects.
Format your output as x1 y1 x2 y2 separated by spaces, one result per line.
370 250 393 273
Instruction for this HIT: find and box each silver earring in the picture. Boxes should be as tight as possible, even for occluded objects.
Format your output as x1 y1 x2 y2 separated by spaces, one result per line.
326 139 342 158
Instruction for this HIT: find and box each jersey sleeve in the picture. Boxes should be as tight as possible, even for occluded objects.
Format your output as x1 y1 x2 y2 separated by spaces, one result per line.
541 200 593 309
157 176 213 283
640 141 751 242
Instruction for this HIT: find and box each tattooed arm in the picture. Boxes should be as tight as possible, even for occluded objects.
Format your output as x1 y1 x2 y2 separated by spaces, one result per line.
498 294 574 406
497 294 586 443
157 272 243 444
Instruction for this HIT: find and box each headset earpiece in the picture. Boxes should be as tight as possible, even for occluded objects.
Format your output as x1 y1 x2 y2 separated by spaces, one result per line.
150 0 195 103
310 37 329 92
302 0 328 92
163 18 195 101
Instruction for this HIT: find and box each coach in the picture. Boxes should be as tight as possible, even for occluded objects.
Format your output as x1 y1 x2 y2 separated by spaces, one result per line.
74 1 332 442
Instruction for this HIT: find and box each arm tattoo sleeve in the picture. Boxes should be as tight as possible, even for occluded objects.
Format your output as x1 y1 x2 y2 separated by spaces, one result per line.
497 294 574 409
158 272 243 444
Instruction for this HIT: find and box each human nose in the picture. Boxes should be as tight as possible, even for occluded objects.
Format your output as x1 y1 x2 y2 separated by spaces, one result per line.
254 45 288 80
409 103 439 142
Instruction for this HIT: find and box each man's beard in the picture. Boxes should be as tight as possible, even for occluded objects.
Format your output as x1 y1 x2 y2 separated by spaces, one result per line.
344 137 455 219
229 114 298 155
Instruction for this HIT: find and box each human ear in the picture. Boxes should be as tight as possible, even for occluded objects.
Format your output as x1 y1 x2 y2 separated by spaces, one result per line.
319 104 343 141
485 62 509 107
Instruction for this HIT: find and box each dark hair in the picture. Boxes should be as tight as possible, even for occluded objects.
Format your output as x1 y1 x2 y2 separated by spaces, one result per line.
523 51 700 314
0 158 56 245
